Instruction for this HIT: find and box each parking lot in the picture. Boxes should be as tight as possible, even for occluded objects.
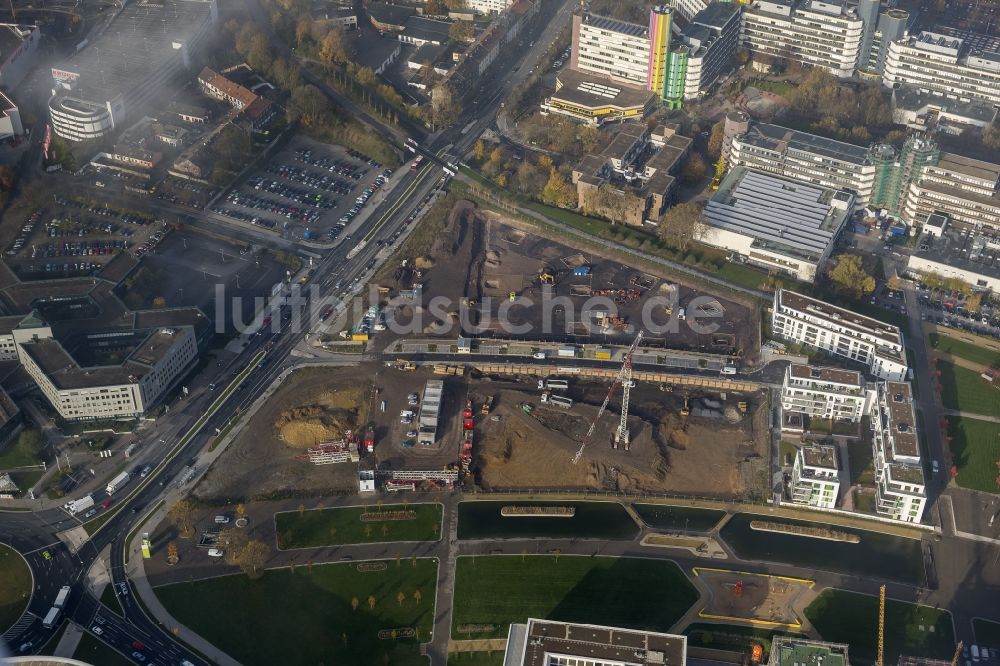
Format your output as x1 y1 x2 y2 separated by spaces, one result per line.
211 136 396 244
2 198 162 280
154 176 219 210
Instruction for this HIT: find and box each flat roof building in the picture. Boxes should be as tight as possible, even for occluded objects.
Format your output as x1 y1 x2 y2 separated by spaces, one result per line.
541 69 656 127
883 29 1000 107
907 227 1000 292
503 619 687 666
771 289 908 381
769 638 849 666
781 363 870 424
0 24 41 92
741 0 864 77
417 379 443 446
49 0 217 141
870 380 926 523
399 16 453 46
699 167 854 281
790 443 841 509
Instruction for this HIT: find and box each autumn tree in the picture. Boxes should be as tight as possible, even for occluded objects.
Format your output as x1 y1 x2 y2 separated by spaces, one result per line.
679 154 707 188
449 20 474 43
319 26 349 65
167 542 179 565
287 85 331 127
397 590 406 606
984 124 1000 150
351 596 360 611
827 254 876 298
425 0 445 14
238 539 270 579
707 120 725 159
658 201 706 251
541 169 577 208
413 589 422 603
168 500 196 539
368 595 377 610
430 83 462 130
474 140 486 161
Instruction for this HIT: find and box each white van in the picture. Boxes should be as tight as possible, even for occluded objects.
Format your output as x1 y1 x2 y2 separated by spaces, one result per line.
214 515 230 524
721 366 737 375
208 548 225 557
971 646 980 662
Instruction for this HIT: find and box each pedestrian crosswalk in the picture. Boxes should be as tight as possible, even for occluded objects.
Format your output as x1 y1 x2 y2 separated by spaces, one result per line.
2 611 37 641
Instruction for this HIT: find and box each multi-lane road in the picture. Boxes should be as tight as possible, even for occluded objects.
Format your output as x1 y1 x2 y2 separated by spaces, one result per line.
1 0 579 661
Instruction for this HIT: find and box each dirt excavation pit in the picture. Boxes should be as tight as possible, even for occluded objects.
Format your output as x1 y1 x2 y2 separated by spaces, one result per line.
194 367 373 502
471 380 768 497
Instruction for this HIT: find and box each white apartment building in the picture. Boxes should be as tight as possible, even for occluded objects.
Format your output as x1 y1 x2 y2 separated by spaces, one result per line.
883 30 1000 107
572 14 652 87
771 290 908 381
781 364 870 423
790 444 841 509
16 326 197 421
466 0 513 13
870 380 926 523
741 0 864 77
903 151 1000 233
666 0 708 22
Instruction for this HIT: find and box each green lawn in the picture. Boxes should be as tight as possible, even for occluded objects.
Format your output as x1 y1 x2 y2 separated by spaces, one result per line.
100 583 124 616
452 555 697 639
448 651 505 666
0 429 42 470
274 503 442 549
684 623 805 652
156 559 438 666
929 333 1000 369
937 362 1000 418
806 590 954 663
73 632 134 666
0 543 31 633
974 619 1000 647
946 417 1000 493
717 262 771 291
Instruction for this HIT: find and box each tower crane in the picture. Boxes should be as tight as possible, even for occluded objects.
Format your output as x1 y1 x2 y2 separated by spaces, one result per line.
572 332 643 464
876 584 886 666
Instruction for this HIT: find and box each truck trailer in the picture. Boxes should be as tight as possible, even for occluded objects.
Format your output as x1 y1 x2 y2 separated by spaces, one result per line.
54 585 71 609
106 471 131 495
42 606 61 628
64 494 95 515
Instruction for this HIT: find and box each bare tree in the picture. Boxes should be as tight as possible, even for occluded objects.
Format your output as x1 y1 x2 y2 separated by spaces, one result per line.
430 83 462 130
168 500 196 539
658 202 706 251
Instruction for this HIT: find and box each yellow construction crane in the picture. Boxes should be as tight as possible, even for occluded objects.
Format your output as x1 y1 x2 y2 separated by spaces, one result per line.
951 642 964 666
877 585 886 666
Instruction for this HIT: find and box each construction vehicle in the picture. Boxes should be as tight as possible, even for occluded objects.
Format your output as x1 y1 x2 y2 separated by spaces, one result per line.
363 426 376 453
395 360 416 371
680 397 690 417
539 270 555 285
572 332 643 463
509 291 517 301
481 396 494 415
520 403 534 415
737 401 748 415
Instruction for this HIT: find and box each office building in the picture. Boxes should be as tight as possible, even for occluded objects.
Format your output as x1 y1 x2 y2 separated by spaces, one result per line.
724 119 1000 232
907 223 1000 292
504 619 687 666
569 5 738 107
48 0 217 141
856 1 913 76
541 69 656 126
740 0 864 78
572 123 692 226
724 117 886 206
883 29 1000 107
197 67 275 129
698 167 855 281
870 380 926 523
771 290 908 381
891 86 998 132
781 364 869 423
0 24 41 91
664 0 709 22
769 638 849 666
17 324 198 421
790 444 841 509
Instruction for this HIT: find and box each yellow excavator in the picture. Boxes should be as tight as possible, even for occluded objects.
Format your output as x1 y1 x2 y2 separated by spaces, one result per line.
539 270 555 285
680 397 690 417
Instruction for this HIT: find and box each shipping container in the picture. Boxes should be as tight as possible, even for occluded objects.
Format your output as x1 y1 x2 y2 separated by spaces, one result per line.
557 346 577 358
594 348 612 360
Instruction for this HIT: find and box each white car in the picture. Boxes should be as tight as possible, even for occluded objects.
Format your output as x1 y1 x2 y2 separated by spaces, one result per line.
532 352 546 359
92 626 104 636
932 460 940 474
208 548 225 557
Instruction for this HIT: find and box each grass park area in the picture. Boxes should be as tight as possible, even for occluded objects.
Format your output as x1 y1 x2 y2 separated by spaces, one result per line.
937 362 1000 418
974 619 1000 647
156 559 438 666
448 651 505 666
73 632 134 666
684 623 805 652
452 556 697 639
806 590 954 663
946 417 1000 493
100 584 123 615
274 503 442 549
929 332 1000 369
0 543 31 633
631 504 726 532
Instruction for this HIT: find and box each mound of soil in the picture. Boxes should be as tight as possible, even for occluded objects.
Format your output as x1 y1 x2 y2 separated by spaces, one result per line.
273 388 363 447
